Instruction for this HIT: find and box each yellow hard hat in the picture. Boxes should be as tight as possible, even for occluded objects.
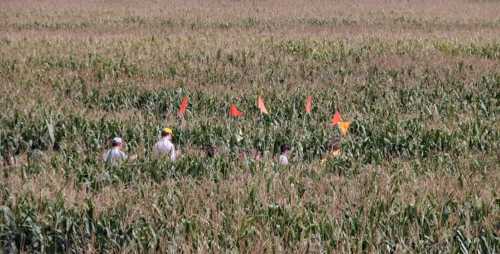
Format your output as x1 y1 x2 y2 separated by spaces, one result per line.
162 128 173 135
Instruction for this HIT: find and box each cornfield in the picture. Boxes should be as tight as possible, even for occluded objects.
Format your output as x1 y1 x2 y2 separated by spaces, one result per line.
0 0 499 253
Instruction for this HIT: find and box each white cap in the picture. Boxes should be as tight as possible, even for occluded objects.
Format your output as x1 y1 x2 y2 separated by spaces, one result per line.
112 137 123 145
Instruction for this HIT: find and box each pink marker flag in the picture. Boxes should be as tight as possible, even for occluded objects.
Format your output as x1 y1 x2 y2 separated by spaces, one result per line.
257 96 269 114
305 96 312 113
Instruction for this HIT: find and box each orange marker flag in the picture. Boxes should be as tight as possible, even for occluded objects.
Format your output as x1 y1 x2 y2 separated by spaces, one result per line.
257 96 268 114
338 121 351 136
229 104 244 117
331 111 342 126
305 96 312 113
177 96 189 118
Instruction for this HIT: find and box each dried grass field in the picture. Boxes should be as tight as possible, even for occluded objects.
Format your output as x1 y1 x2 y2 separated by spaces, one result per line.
0 0 499 253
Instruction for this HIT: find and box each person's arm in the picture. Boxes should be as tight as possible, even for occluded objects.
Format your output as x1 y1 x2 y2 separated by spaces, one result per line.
170 144 176 161
103 150 110 162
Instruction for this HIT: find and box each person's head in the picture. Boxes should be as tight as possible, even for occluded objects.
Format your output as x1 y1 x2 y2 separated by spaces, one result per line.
111 137 123 148
205 145 217 158
280 144 291 155
327 137 341 152
161 128 173 138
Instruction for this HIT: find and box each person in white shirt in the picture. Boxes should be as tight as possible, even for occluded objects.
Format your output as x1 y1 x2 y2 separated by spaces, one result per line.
153 128 176 161
278 144 291 165
103 137 128 166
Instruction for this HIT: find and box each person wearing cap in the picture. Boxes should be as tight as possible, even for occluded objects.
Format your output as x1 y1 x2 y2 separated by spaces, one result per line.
278 144 291 165
204 144 217 158
153 128 176 161
103 137 128 165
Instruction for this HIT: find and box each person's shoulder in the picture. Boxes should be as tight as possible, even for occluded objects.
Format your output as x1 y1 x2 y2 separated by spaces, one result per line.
163 139 173 147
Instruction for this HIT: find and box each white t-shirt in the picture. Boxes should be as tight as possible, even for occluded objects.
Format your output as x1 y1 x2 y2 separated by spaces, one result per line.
278 154 289 165
103 148 127 165
153 136 176 161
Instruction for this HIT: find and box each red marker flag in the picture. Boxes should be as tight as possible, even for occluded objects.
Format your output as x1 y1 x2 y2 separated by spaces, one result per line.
305 96 312 113
229 104 244 117
177 96 189 118
257 96 269 114
331 111 342 126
